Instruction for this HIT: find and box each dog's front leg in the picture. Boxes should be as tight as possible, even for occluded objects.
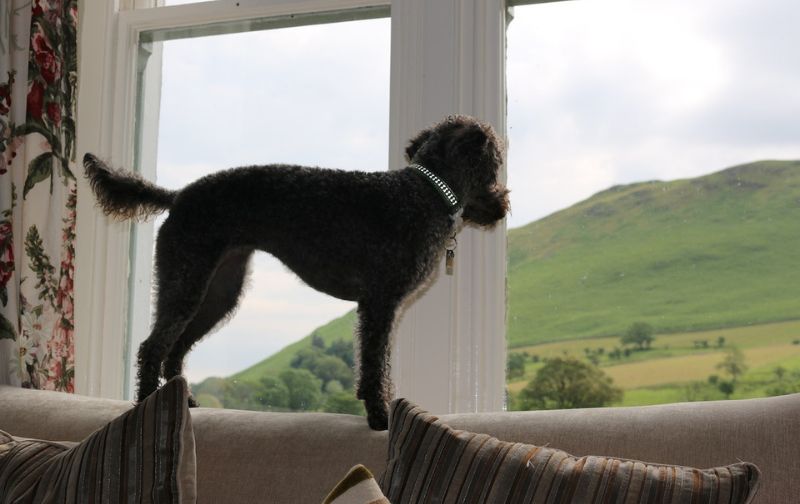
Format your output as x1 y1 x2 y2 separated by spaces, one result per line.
355 298 400 431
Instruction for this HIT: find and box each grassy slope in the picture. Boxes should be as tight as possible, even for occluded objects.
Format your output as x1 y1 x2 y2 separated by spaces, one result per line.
507 160 800 347
232 310 357 383
219 160 800 385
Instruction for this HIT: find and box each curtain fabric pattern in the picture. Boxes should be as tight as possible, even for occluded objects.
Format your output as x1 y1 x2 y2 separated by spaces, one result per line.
0 0 78 391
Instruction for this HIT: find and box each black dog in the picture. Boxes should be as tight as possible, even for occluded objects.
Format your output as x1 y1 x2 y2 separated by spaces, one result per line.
84 115 509 430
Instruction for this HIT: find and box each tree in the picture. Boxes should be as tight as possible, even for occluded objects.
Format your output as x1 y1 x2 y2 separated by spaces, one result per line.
717 380 735 399
289 341 355 393
291 346 324 370
221 380 266 411
259 376 290 410
314 355 354 388
326 339 355 367
517 357 623 410
621 322 654 350
584 348 601 366
767 367 800 397
323 392 364 415
716 347 747 384
507 352 526 380
280 369 323 411
311 332 326 349
325 380 345 394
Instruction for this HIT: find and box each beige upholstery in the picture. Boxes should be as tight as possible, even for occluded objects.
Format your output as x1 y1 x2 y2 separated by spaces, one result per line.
190 408 386 503
1 385 797 503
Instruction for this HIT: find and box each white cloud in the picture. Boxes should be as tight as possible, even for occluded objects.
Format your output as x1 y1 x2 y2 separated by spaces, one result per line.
156 18 390 172
506 0 800 227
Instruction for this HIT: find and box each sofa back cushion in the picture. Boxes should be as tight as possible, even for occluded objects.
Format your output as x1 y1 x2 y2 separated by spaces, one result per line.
382 399 760 504
0 377 196 504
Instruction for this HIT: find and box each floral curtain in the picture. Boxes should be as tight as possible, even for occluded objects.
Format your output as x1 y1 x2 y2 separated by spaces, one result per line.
0 0 78 391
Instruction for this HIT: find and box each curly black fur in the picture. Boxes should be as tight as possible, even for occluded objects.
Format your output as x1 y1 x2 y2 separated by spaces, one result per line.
83 153 175 220
83 115 509 430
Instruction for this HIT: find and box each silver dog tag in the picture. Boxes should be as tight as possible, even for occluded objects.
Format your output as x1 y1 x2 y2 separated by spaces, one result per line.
446 249 455 275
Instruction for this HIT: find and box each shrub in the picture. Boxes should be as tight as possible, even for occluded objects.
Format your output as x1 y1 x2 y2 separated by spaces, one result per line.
517 357 623 410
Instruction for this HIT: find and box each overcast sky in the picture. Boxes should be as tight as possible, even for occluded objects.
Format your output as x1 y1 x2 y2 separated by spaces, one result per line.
507 0 800 225
150 0 799 382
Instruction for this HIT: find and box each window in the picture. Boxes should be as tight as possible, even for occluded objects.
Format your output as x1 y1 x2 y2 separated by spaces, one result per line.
75 0 508 413
506 0 800 410
129 17 389 410
77 0 799 413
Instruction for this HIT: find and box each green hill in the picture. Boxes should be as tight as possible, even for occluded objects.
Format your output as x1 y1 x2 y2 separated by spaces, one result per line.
507 159 800 347
220 160 800 384
232 310 357 383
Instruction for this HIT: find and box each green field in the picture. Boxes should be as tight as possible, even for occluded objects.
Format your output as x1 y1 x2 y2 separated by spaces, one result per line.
508 320 800 406
195 160 800 411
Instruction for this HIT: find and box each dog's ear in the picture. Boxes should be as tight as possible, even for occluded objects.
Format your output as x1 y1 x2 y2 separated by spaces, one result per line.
454 122 494 158
462 184 510 227
405 127 434 162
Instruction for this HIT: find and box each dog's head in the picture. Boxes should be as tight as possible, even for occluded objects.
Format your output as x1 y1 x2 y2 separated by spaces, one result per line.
406 115 509 227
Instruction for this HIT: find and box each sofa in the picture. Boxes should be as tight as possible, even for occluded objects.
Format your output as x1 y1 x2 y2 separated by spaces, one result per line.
0 385 797 503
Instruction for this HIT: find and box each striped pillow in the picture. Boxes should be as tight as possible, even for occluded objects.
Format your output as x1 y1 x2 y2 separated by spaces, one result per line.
323 465 389 504
0 376 196 503
380 399 760 504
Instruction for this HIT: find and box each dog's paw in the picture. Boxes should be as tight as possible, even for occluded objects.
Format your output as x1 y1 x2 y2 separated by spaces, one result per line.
366 405 389 431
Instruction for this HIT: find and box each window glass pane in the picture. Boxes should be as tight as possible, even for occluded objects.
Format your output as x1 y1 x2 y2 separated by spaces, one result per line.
506 0 800 410
135 18 389 412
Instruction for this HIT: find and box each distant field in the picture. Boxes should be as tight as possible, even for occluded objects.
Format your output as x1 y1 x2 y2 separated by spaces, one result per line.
507 320 800 400
616 353 800 407
606 344 800 389
513 319 800 358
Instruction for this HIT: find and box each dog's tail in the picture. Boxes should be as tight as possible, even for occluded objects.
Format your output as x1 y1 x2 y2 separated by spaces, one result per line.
83 153 176 220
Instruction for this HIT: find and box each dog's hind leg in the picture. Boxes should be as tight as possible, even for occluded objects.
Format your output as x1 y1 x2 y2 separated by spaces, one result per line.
163 248 253 397
136 236 227 403
137 310 203 403
355 296 402 431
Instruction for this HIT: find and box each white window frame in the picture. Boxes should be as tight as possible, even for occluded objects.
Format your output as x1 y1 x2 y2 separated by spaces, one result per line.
74 0 545 414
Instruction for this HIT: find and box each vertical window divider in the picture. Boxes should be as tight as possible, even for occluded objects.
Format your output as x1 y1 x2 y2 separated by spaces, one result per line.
389 0 508 415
